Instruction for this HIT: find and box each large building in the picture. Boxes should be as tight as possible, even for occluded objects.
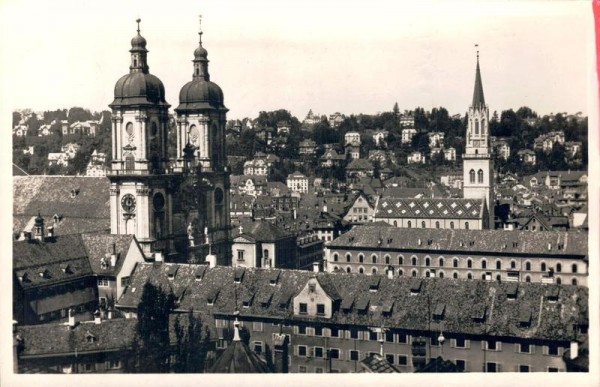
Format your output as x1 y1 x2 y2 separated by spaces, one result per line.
107 19 231 263
115 264 588 373
325 223 588 286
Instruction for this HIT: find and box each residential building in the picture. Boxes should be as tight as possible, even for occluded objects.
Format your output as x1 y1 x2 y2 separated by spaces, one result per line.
428 132 445 148
299 139 317 156
326 223 588 286
320 149 346 168
518 149 536 165
328 112 344 128
232 220 296 269
48 153 70 167
342 192 375 225
13 124 28 137
564 141 582 157
346 159 374 180
243 158 268 176
407 151 425 164
534 131 565 153
372 130 389 147
230 175 267 196
38 124 52 136
491 137 511 160
303 109 321 126
399 111 415 127
115 264 588 373
443 147 457 162
401 128 417 144
62 121 98 136
276 121 291 135
287 172 309 194
344 131 361 146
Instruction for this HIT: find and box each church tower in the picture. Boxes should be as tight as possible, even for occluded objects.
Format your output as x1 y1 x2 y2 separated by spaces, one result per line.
463 50 494 228
108 19 175 254
174 17 231 265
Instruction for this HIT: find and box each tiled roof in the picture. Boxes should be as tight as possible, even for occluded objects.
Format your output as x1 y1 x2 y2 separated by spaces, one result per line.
81 234 138 275
117 264 588 342
13 235 93 289
346 159 373 171
360 354 400 373
234 220 292 241
13 176 110 235
209 339 270 373
375 197 484 219
16 319 138 357
329 224 587 256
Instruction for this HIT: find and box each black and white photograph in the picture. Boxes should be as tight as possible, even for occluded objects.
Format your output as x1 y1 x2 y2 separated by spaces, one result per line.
1 0 597 384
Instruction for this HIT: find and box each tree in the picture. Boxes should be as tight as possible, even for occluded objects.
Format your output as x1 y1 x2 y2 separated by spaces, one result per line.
393 102 400 120
132 282 175 373
12 111 22 127
67 107 93 123
172 310 211 373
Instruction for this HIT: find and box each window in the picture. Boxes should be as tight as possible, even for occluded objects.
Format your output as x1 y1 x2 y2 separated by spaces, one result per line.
435 221 440 229
467 259 472 268
346 254 351 262
408 221 412 228
385 255 390 265
572 264 578 273
411 270 417 277
350 350 359 361
330 327 339 338
496 261 501 270
393 220 397 226
97 278 109 287
525 275 531 283
481 260 487 269
398 332 408 344
237 250 245 261
485 340 499 351
315 367 324 373
333 253 338 262
385 354 395 364
359 267 364 274
350 328 359 340
469 169 475 183
253 341 263 354
511 260 516 269
572 278 578 286
385 331 394 343
541 262 547 272
107 360 121 369
439 258 444 267
263 249 269 259
525 261 531 271
398 256 404 265
82 363 95 372
486 362 499 372
478 169 484 184
455 359 466 371
298 325 307 335
556 263 562 272
298 365 307 373
422 221 426 228
547 345 559 356
425 257 430 266
450 221 455 229
298 345 307 357
299 303 307 314
548 367 559 372
369 330 378 341
372 255 377 264
453 258 459 268
346 267 351 273
475 119 479 134
329 348 340 359
121 276 131 287
412 257 417 266
453 272 458 279
467 273 473 280
252 321 263 332
313 347 324 358
316 304 325 315
518 343 531 354
454 338 469 348
372 267 377 275
359 254 364 263
465 222 469 230
398 355 408 366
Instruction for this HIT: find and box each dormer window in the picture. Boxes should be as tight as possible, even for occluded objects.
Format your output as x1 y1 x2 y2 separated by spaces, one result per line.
355 298 369 314
369 277 380 292
278 292 292 309
167 266 178 280
234 267 245 283
506 283 518 300
194 266 207 281
471 304 486 323
382 300 394 316
258 292 273 307
519 306 532 327
19 273 30 283
39 269 50 279
545 286 560 303
85 331 97 343
410 279 423 295
433 303 445 321
269 270 280 286
100 257 108 270
62 265 72 274
206 288 220 306
341 297 354 313
242 293 254 308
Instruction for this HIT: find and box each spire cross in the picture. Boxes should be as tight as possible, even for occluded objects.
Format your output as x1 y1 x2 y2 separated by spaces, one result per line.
475 43 479 61
136 18 141 34
198 14 203 44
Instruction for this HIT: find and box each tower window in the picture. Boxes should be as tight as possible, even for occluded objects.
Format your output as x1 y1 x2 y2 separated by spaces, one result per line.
475 119 479 134
450 221 455 229
134 59 137 67
478 169 484 184
469 169 475 184
465 222 469 230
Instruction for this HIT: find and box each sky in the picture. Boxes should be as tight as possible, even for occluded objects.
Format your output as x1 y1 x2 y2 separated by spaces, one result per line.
0 0 593 120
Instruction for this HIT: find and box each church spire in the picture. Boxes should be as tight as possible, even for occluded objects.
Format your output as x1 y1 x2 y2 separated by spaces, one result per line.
472 45 485 109
193 15 210 80
130 18 149 74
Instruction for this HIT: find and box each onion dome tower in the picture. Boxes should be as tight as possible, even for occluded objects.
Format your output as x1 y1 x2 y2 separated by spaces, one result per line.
462 46 494 229
108 19 175 255
174 16 231 266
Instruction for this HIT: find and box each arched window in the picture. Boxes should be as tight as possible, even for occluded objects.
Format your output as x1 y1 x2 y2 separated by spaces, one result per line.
359 254 364 263
475 119 479 134
496 274 501 282
425 257 431 266
398 269 404 276
478 169 484 184
372 267 378 275
398 255 404 265
450 222 455 229
556 277 562 285
393 220 397 227
421 221 426 228
482 273 486 280
333 266 339 271
263 249 269 259
525 261 531 271
511 260 516 269
359 267 364 274
481 260 487 269
372 255 377 264
496 260 501 270
453 272 459 279
481 118 486 133
453 258 459 268
412 270 417 277
333 253 339 262
525 275 531 283
572 278 577 286
556 263 562 272
469 169 475 183
465 222 469 230
412 257 418 266
439 258 444 267
346 267 351 273
425 271 431 278
541 262 547 272
571 264 578 273
467 273 473 280
439 272 444 278
346 253 351 263
385 255 390 265
467 259 473 268
407 221 412 228
435 221 440 229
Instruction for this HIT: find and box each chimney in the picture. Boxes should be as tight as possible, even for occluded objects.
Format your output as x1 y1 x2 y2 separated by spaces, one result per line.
272 333 289 373
107 307 113 320
94 310 101 324
154 251 163 262
293 208 297 220
68 308 76 328
110 243 117 267
322 203 328 213
570 341 579 360
205 254 216 268
313 261 320 273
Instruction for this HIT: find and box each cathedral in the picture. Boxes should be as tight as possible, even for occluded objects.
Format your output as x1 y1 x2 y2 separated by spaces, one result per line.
108 19 232 264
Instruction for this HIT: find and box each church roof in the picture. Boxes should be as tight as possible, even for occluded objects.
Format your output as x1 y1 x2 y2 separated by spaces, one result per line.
375 197 484 220
208 335 270 373
472 56 486 108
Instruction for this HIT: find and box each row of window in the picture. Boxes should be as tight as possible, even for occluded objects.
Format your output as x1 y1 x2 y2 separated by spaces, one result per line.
330 265 580 285
331 253 580 273
393 220 470 229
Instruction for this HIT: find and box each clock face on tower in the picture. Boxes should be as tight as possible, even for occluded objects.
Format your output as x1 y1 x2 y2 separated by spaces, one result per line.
121 194 136 213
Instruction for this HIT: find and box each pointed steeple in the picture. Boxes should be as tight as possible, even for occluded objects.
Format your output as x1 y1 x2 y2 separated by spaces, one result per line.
472 48 485 109
130 18 149 74
193 15 210 80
